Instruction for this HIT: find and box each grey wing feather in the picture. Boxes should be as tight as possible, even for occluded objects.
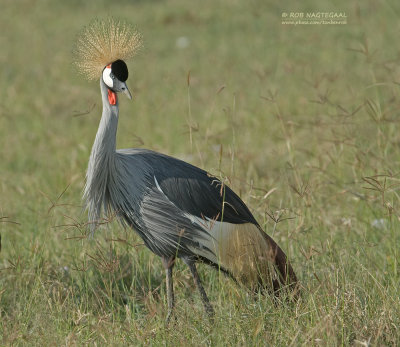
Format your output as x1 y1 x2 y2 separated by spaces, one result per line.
119 148 258 225
139 183 215 258
114 149 214 258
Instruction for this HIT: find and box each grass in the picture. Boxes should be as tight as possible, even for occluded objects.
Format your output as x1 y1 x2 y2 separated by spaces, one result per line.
1 0 400 345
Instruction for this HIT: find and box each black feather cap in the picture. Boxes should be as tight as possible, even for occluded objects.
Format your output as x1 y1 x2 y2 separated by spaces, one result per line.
111 59 129 82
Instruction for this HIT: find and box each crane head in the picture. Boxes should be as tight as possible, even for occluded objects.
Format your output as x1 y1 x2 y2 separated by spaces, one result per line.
74 18 142 82
102 59 132 100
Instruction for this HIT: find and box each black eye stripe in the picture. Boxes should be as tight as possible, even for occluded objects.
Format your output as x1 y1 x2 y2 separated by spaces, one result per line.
111 59 129 82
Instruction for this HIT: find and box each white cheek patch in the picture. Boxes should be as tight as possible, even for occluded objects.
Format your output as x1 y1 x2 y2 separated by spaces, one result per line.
102 67 113 88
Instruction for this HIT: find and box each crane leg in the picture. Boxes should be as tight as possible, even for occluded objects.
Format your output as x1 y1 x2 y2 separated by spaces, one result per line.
161 256 175 324
182 257 215 318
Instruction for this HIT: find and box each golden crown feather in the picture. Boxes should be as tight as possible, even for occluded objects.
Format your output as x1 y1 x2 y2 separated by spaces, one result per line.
74 18 142 80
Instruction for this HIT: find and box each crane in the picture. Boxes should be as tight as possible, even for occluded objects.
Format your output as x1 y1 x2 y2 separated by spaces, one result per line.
74 18 298 322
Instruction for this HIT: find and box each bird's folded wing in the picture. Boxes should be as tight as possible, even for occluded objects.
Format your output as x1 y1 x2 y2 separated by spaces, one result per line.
139 181 216 259
147 152 258 226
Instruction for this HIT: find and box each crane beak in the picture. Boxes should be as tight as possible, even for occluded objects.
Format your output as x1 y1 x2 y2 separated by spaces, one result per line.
122 83 132 100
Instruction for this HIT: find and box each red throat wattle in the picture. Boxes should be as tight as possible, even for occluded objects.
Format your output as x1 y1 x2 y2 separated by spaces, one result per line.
108 89 117 105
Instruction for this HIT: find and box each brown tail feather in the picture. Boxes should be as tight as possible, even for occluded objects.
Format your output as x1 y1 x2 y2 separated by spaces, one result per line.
212 222 299 296
259 229 299 297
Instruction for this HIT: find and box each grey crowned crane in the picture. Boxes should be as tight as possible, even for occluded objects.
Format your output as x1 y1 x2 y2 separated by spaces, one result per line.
75 18 298 322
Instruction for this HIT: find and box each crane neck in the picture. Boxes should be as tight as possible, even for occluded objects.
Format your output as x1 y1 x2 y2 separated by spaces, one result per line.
83 79 121 231
86 79 120 193
93 79 119 157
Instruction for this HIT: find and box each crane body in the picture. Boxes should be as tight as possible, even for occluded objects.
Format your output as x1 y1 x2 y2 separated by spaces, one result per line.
75 19 298 321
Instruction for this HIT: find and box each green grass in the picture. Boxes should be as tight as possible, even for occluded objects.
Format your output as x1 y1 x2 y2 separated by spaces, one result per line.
1 0 400 345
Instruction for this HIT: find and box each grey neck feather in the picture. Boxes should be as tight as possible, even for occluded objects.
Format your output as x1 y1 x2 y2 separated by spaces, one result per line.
83 79 119 231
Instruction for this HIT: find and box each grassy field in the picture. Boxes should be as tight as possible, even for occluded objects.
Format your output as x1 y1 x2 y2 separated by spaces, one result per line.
1 0 400 345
